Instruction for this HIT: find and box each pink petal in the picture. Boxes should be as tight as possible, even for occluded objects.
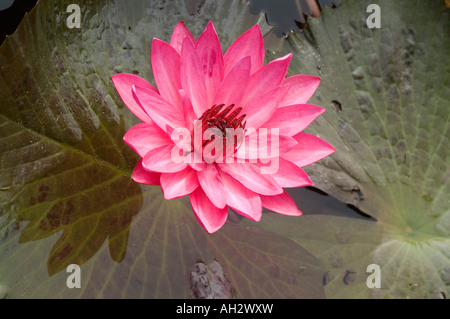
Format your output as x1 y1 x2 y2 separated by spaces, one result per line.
189 161 206 172
282 132 335 167
235 131 297 160
190 187 229 233
132 159 161 185
213 56 251 108
160 167 199 199
218 162 282 196
111 73 157 123
218 170 262 222
180 38 208 118
240 53 292 107
179 89 197 131
197 164 227 209
142 144 187 173
241 85 290 130
260 190 302 216
262 104 325 136
123 122 172 158
151 38 182 111
195 21 225 107
280 75 320 106
253 158 313 188
170 21 196 54
133 85 186 133
223 24 264 75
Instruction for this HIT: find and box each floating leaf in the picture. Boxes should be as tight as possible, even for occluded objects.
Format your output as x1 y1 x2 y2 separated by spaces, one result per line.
208 222 325 298
245 0 450 298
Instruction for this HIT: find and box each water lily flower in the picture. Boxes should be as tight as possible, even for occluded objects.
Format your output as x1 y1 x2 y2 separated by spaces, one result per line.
112 21 334 233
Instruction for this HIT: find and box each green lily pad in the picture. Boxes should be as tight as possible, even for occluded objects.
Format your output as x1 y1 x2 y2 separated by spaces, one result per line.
0 0 325 298
207 222 324 298
245 0 449 298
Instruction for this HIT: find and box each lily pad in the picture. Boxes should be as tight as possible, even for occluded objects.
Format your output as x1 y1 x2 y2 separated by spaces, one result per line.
0 0 325 298
245 0 450 298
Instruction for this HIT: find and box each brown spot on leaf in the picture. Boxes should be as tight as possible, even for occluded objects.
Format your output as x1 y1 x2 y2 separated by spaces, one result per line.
110 217 119 226
61 213 70 225
64 201 75 215
38 184 50 192
49 244 73 264
37 192 47 203
46 211 61 229
39 220 48 231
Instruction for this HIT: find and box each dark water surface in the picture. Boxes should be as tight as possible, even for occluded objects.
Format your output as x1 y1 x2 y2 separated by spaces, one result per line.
0 0 37 45
248 0 342 36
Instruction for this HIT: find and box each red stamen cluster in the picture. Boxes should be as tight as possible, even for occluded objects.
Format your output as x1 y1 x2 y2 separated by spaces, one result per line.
197 104 246 157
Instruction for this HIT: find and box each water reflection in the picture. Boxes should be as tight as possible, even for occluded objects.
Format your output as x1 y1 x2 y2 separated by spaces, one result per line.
0 0 14 10
248 0 342 36
288 186 376 220
229 186 376 223
0 0 38 45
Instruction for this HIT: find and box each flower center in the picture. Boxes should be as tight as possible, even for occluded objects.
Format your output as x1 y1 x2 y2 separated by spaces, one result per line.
195 103 246 160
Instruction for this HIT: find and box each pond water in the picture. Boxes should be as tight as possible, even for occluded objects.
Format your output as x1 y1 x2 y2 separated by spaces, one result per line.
248 0 342 36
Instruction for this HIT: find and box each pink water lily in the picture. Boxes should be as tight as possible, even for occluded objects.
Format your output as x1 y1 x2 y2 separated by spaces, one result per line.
112 21 334 233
